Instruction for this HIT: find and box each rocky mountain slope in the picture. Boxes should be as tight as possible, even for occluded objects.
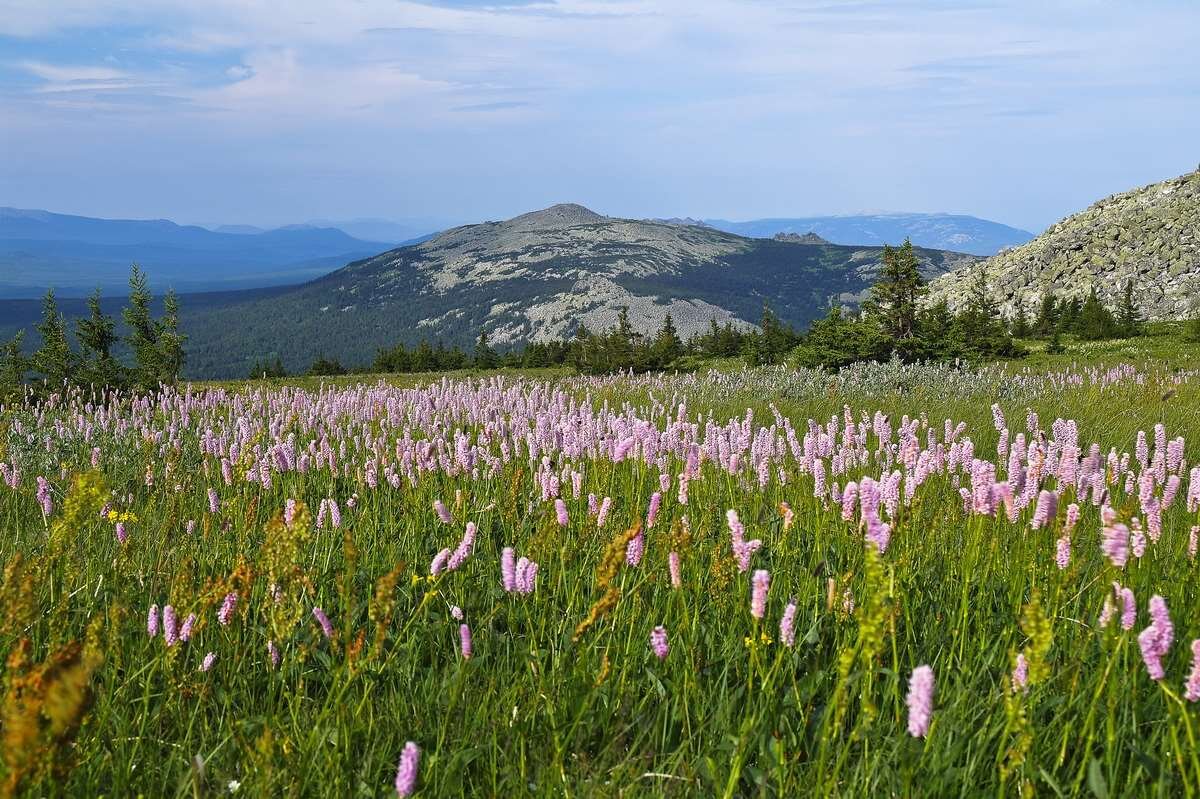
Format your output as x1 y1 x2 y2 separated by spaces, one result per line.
705 213 1033 256
928 169 1200 320
180 204 978 378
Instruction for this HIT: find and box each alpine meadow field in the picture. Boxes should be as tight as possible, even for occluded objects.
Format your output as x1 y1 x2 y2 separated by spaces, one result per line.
3 346 1200 797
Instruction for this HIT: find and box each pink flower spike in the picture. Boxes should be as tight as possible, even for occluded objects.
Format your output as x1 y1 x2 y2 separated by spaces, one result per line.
650 625 669 660
906 665 935 737
395 741 421 797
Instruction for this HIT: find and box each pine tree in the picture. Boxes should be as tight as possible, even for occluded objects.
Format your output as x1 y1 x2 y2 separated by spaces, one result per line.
75 289 124 389
0 332 28 403
867 239 925 341
473 330 499 369
1116 280 1143 337
124 265 161 389
32 289 74 388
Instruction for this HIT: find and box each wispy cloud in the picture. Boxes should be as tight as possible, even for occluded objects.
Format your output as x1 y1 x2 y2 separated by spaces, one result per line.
451 100 530 111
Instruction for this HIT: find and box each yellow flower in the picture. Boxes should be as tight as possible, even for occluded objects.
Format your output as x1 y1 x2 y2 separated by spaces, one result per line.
106 510 118 522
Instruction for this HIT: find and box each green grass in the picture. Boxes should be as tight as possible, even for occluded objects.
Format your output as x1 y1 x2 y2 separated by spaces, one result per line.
1 339 1199 797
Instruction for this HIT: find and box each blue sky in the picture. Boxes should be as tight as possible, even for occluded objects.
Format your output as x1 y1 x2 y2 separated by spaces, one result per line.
1 0 1197 233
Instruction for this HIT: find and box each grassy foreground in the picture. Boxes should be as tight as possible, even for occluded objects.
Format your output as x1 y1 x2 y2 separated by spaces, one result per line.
1 343 1199 796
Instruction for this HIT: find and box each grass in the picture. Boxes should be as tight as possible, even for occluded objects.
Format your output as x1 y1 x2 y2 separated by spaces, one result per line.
1 338 1199 796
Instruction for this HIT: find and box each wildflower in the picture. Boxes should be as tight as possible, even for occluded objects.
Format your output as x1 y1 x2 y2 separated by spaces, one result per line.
434 499 451 524
597 496 612 527
394 741 421 797
905 665 935 737
312 607 335 640
147 604 159 637
1119 585 1137 630
115 522 128 545
555 498 569 527
1012 653 1028 692
779 502 795 531
1031 489 1057 529
645 492 662 529
450 605 464 620
1185 640 1200 702
779 599 797 647
668 551 681 589
650 625 669 660
208 488 219 514
446 522 477 570
1101 522 1129 568
1138 595 1174 681
200 652 217 672
501 547 516 592
218 592 238 626
1191 526 1200 560
459 624 472 659
625 529 644 567
163 605 179 647
180 613 197 642
750 569 770 619
429 548 451 576
1055 535 1070 570
267 640 281 669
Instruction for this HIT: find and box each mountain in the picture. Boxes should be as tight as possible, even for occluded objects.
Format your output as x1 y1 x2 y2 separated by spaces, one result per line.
0 207 391 298
304 217 457 244
178 204 978 378
928 169 1200 320
705 213 1034 256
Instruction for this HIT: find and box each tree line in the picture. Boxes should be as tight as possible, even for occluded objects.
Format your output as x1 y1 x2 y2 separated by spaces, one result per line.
0 266 186 402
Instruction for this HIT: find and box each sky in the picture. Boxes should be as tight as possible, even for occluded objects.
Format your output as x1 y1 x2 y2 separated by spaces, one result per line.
1 0 1198 234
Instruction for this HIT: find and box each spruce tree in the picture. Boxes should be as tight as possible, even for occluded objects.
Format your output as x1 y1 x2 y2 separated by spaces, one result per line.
1116 280 1143 337
652 313 682 367
1033 291 1058 338
157 289 187 384
76 289 123 389
32 289 74 388
1010 304 1032 338
1076 286 1119 341
124 265 161 389
0 332 28 403
473 330 499 369
867 239 925 341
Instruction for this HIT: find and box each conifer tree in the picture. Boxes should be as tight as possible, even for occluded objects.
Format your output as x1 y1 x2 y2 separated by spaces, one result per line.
652 313 682 366
157 289 187 384
32 289 74 388
0 332 28 403
1076 286 1119 341
473 330 499 369
1116 280 1143 337
75 289 123 389
124 265 161 389
867 239 925 341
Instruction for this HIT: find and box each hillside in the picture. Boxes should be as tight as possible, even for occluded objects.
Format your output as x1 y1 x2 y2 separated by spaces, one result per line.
705 213 1033 256
0 207 390 297
928 169 1200 319
179 204 978 378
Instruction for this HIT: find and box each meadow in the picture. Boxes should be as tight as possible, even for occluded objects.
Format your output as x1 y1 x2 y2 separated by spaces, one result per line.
2 337 1200 797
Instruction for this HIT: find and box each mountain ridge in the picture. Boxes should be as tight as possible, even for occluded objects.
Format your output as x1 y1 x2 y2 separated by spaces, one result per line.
177 204 979 378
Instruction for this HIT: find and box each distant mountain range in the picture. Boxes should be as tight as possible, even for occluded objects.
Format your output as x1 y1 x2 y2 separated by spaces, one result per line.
0 207 392 298
704 213 1034 256
173 204 978 378
928 168 1200 320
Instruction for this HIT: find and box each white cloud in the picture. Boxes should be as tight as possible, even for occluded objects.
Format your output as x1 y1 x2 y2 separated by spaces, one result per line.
20 61 129 82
